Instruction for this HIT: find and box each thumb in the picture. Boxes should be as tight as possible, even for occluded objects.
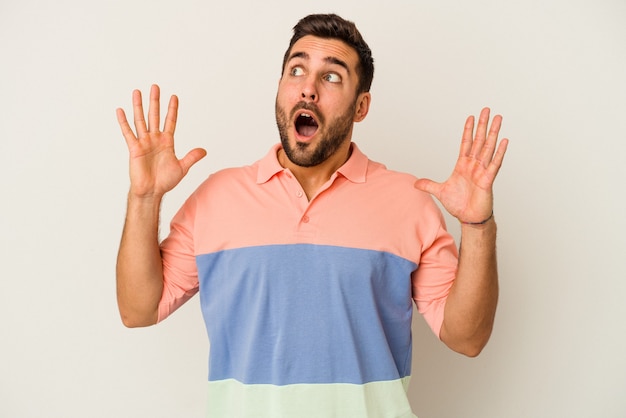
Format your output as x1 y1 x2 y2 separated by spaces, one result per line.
180 148 208 174
413 178 441 198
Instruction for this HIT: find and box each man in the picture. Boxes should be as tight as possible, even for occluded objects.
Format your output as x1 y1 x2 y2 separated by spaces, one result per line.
116 13 508 418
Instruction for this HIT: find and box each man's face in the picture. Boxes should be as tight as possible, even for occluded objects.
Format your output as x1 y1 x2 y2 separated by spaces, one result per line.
275 35 369 167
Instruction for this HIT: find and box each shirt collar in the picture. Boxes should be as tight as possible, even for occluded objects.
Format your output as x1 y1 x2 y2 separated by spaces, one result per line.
256 143 368 184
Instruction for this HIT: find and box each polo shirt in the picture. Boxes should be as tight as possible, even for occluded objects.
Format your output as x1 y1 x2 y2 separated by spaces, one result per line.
158 143 458 417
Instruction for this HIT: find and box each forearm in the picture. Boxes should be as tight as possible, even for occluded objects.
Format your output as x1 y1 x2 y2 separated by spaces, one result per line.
440 218 499 356
116 194 165 327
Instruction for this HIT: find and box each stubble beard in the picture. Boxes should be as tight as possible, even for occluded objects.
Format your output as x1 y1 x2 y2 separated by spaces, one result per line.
275 100 356 168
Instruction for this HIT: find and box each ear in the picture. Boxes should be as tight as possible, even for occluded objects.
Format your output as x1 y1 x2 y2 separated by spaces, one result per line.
353 92 371 123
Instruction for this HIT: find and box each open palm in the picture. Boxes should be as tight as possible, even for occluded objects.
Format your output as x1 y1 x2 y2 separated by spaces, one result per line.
116 84 206 198
415 108 508 224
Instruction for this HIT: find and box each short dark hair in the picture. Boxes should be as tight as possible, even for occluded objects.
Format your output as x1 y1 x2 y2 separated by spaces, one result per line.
281 14 374 94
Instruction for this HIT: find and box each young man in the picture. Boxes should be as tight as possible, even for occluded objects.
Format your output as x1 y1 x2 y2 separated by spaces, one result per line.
116 14 508 418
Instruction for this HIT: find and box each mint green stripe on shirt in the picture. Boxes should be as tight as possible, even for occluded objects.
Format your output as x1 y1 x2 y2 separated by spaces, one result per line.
206 377 418 418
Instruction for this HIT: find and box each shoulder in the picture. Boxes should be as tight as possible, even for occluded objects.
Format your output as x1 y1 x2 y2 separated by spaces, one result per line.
195 163 257 193
365 159 432 200
361 158 447 230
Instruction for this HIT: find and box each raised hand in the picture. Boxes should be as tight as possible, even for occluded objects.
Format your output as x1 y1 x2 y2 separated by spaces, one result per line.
116 84 207 198
414 108 508 224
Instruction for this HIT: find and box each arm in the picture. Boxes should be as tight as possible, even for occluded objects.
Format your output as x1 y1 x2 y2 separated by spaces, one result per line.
115 84 206 328
440 219 498 356
415 107 508 356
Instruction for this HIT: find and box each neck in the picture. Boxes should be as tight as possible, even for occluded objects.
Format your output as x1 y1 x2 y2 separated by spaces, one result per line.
278 143 352 200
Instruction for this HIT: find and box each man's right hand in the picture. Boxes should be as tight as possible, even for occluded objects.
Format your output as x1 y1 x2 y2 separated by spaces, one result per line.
115 85 206 328
116 84 207 198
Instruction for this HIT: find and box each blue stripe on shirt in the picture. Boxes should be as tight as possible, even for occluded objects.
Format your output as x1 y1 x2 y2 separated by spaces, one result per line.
196 244 418 386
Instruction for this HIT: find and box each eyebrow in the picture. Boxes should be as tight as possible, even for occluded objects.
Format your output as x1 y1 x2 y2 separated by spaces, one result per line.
287 51 350 74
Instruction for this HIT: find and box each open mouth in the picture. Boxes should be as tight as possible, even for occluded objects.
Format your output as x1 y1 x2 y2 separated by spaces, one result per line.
295 113 319 138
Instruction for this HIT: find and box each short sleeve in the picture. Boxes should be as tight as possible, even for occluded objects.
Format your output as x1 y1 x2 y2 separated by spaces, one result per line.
157 193 200 322
411 212 458 338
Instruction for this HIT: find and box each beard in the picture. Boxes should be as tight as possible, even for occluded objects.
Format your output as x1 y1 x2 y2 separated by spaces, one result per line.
275 100 356 167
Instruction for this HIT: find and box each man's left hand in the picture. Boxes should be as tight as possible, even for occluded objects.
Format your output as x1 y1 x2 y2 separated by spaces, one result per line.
414 107 509 224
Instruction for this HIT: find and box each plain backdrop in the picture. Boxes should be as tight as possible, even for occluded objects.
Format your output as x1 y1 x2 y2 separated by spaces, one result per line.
1 0 625 417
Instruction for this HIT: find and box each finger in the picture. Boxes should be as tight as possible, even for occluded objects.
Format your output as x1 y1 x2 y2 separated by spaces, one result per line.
116 108 137 145
132 89 148 136
163 94 179 135
459 115 474 158
148 84 161 132
479 114 502 164
485 138 509 182
490 138 509 171
470 107 491 158
413 178 443 199
179 148 208 174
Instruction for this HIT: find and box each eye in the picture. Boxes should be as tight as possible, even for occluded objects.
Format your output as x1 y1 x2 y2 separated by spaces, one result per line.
323 73 342 83
290 66 305 77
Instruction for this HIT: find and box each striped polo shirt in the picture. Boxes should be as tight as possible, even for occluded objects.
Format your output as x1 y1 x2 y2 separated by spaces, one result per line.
158 143 458 417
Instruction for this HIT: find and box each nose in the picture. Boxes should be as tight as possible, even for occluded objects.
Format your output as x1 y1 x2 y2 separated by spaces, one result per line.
302 92 316 101
300 77 318 102
301 91 316 101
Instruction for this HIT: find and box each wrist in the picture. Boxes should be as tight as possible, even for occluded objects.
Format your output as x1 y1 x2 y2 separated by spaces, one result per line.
460 210 494 226
126 192 163 215
127 188 165 202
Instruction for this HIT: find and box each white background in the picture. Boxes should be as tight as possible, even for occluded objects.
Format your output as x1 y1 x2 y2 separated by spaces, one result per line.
1 0 625 417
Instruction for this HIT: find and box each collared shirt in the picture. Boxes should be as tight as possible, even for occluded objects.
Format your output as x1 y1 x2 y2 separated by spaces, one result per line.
159 143 458 417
